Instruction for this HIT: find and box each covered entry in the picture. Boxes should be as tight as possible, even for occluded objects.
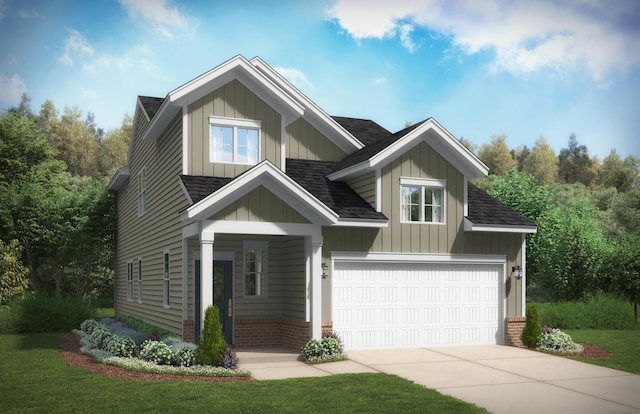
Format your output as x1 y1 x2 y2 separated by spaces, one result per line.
332 256 505 350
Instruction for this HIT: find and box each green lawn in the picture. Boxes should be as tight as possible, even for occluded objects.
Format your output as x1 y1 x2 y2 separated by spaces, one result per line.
566 329 640 374
0 333 486 414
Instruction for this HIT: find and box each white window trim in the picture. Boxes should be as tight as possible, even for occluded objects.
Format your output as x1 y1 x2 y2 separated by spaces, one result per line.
137 258 143 304
243 240 268 298
163 250 170 309
137 168 146 217
126 261 133 302
399 177 446 225
209 116 261 165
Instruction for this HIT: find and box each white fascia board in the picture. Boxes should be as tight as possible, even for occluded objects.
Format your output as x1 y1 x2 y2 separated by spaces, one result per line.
144 56 305 142
203 220 322 239
331 251 507 264
333 218 388 228
463 217 538 234
107 166 129 191
250 57 363 152
326 159 372 181
182 161 338 223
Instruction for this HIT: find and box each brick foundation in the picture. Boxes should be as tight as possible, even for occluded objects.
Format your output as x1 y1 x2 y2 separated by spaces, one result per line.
182 320 194 343
235 318 330 350
505 316 527 347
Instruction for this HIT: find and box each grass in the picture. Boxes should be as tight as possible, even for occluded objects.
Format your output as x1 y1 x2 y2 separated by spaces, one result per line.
565 329 640 374
0 333 487 414
535 293 636 330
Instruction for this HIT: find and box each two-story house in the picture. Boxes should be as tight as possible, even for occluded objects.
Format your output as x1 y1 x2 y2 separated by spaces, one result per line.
108 55 536 351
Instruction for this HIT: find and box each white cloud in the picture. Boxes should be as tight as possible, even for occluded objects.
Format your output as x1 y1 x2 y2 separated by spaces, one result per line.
118 0 191 39
273 66 315 90
328 0 640 81
0 73 27 107
58 29 94 66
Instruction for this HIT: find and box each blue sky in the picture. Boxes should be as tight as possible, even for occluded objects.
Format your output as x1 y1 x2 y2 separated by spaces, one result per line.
1 0 639 159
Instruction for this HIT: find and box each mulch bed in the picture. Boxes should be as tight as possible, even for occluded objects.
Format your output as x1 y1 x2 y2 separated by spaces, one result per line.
57 332 253 382
575 343 611 359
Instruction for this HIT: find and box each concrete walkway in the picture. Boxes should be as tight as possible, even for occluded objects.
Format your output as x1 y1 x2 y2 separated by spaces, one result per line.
237 346 640 414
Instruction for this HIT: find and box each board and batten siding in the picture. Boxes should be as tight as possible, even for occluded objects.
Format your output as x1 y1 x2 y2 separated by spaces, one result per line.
210 185 310 223
114 111 189 335
286 118 347 162
321 140 526 318
187 79 282 177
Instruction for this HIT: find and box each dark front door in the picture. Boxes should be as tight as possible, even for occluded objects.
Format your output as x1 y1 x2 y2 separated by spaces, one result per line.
194 259 233 344
213 260 233 344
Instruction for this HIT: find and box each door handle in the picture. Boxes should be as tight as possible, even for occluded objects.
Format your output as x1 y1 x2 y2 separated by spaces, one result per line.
228 298 232 317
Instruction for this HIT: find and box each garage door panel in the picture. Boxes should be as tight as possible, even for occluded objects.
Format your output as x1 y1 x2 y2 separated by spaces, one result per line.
333 262 502 350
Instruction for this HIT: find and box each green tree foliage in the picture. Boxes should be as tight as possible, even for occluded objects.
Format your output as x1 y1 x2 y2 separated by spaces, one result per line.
487 170 552 222
510 144 530 171
606 235 640 322
50 106 101 177
477 134 517 176
521 304 542 348
99 113 132 175
523 137 558 185
0 239 30 305
197 306 225 366
599 151 639 192
558 134 599 187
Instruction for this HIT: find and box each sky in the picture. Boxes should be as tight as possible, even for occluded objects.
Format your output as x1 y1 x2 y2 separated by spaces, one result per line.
1 0 639 159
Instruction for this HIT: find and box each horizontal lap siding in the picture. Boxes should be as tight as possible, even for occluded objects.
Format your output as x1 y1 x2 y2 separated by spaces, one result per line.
188 80 282 177
114 111 188 335
346 172 376 208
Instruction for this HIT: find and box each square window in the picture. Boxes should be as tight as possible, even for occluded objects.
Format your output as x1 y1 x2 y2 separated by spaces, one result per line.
210 117 261 165
400 178 446 224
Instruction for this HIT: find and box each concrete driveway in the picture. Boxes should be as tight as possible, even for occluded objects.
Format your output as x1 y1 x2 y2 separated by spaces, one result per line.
238 345 640 414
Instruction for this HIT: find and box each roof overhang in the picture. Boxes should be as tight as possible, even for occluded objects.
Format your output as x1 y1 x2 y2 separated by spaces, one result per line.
181 160 339 224
463 218 538 234
250 57 364 154
328 118 489 181
107 166 129 191
144 55 305 142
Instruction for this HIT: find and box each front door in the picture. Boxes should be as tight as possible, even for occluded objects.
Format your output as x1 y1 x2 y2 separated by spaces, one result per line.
194 259 233 344
213 260 233 344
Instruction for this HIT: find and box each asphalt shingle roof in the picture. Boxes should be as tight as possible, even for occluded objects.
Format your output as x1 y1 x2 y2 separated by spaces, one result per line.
179 175 232 204
285 159 387 220
332 116 392 146
139 96 164 120
466 183 537 227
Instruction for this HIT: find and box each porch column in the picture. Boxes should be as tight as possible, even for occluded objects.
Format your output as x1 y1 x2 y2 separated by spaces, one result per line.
200 231 214 333
308 235 323 340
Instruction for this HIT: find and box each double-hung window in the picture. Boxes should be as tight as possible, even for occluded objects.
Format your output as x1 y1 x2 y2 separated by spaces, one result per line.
210 117 261 165
127 261 133 302
243 241 268 298
137 258 143 303
400 178 446 224
163 251 170 308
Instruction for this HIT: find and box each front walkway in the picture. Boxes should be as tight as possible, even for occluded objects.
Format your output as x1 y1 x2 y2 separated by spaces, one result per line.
237 346 640 414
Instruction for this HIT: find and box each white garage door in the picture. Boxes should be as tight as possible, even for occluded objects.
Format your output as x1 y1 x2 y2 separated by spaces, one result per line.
332 261 503 350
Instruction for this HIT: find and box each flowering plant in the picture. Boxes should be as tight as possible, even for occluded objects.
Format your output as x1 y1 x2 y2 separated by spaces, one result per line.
301 337 345 363
536 327 584 355
139 340 173 365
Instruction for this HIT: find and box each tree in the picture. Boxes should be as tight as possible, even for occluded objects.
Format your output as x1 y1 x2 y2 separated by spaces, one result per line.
197 305 225 366
523 137 558 185
608 235 640 322
510 144 530 172
99 113 132 175
558 134 598 187
599 151 639 192
0 239 30 305
458 137 478 154
477 135 517 176
49 106 101 176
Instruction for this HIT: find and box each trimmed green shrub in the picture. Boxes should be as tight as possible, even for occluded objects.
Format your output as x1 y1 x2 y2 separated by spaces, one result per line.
537 293 636 330
196 306 225 366
521 304 542 348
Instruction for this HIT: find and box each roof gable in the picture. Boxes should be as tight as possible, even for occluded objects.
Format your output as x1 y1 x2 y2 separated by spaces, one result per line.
328 118 488 181
144 55 305 142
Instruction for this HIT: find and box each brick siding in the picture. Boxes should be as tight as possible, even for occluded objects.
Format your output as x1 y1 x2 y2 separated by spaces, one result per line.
505 316 527 347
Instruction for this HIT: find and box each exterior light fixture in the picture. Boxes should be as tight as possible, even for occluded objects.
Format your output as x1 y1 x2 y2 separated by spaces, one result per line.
322 263 329 279
512 265 522 280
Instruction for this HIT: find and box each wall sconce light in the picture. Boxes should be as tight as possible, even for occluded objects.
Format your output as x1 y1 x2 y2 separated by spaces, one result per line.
512 265 522 280
322 263 329 279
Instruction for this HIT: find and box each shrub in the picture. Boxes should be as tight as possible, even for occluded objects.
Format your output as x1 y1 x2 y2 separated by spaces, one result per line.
90 325 113 349
118 315 175 340
301 337 343 363
196 306 225 366
173 347 197 367
1 293 95 333
537 293 636 330
139 340 173 365
521 304 542 348
110 335 138 358
219 345 238 370
109 322 146 346
537 327 583 355
322 330 344 354
0 239 30 306
80 318 101 335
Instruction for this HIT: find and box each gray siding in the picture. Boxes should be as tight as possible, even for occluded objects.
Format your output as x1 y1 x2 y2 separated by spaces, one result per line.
210 186 310 223
345 171 376 208
286 118 347 161
188 80 282 177
114 111 189 335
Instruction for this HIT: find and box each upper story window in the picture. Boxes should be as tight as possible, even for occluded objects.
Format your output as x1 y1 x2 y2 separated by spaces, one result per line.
210 117 261 165
137 168 146 217
400 177 446 224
